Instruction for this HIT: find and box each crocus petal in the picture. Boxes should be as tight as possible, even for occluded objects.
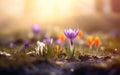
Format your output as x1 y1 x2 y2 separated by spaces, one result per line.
56 39 62 45
36 41 45 55
32 25 40 34
9 42 14 48
43 38 53 44
59 33 65 42
64 29 78 39
24 40 29 48
78 30 83 38
95 36 101 47
64 29 78 46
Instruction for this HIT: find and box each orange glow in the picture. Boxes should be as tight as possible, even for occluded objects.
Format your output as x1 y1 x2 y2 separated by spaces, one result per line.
55 45 60 53
59 33 66 42
87 35 94 47
78 30 83 38
95 36 101 47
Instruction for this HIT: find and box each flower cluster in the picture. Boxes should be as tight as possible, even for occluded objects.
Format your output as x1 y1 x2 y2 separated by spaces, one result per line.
87 36 101 49
8 26 102 59
33 28 101 57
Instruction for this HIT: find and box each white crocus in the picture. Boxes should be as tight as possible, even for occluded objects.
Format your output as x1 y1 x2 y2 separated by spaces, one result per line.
0 51 11 57
50 39 53 44
35 41 45 55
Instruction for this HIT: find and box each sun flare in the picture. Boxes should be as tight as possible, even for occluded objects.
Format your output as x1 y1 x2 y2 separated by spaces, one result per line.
25 0 95 22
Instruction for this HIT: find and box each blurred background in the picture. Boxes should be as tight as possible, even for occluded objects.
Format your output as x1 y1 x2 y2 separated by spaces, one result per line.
0 0 120 35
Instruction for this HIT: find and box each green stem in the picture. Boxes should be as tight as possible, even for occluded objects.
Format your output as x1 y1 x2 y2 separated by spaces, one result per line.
70 44 74 58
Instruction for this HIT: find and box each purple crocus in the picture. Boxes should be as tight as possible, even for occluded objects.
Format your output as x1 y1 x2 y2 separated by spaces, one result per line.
43 38 53 44
24 40 29 48
9 42 14 48
32 25 40 34
56 39 62 46
64 29 78 45
110 29 118 38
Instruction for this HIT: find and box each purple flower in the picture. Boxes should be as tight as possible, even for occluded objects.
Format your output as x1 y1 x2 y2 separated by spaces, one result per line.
56 39 62 45
24 40 29 48
32 25 40 34
9 42 14 48
110 29 118 38
43 38 53 44
64 29 78 45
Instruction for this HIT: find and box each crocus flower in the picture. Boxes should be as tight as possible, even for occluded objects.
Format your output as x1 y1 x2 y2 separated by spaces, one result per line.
64 29 78 45
55 45 60 53
0 51 11 57
24 40 29 48
87 35 94 49
95 36 101 47
35 41 45 55
110 29 118 38
9 42 14 48
32 25 40 34
56 39 62 46
78 30 83 38
43 38 53 44
56 33 65 46
59 33 65 43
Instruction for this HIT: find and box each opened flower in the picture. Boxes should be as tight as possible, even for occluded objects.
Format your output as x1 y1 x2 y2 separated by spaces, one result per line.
35 41 45 55
64 29 78 54
64 29 78 45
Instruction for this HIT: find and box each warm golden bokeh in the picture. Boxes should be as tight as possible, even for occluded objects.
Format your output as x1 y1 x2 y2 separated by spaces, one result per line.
0 0 120 35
